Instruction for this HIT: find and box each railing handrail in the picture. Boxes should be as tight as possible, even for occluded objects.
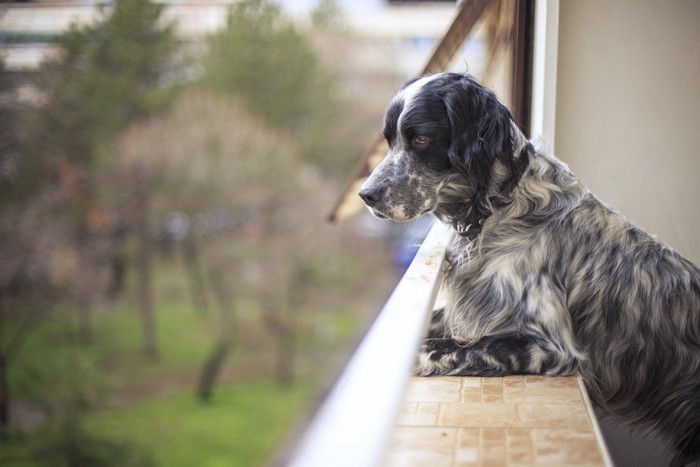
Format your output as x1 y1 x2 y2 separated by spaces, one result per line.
288 221 454 467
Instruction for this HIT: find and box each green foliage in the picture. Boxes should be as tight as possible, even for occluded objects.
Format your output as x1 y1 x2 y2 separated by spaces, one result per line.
47 0 177 144
9 0 178 207
311 0 344 30
5 311 151 467
12 335 107 419
0 66 41 206
202 0 335 165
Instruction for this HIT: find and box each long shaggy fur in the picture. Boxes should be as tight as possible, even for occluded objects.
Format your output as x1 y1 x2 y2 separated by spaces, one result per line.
359 73 700 464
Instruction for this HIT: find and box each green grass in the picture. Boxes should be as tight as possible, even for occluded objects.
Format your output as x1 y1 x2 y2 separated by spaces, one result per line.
7 299 219 407
89 300 217 387
1 258 360 467
0 380 313 467
3 300 322 465
84 380 313 467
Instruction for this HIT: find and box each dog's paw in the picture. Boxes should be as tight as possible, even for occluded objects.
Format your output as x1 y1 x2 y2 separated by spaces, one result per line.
415 352 435 376
415 342 450 376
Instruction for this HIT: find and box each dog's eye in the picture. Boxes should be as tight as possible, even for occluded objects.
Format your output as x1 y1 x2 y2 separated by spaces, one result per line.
413 135 430 146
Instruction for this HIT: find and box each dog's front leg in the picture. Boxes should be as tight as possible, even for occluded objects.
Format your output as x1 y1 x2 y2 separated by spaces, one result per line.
426 307 447 339
416 331 579 377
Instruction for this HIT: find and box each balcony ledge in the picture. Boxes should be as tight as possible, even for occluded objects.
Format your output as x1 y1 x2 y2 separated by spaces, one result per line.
386 375 612 466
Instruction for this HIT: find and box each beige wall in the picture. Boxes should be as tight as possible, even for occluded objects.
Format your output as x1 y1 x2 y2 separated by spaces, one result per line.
555 0 700 264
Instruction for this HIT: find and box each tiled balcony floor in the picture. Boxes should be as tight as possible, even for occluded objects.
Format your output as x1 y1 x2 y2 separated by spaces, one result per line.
384 376 609 466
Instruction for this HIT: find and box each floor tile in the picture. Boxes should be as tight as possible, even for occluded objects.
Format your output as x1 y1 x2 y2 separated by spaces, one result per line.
386 376 607 466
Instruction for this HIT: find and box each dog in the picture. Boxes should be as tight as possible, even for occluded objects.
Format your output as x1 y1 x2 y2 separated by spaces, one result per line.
359 73 700 466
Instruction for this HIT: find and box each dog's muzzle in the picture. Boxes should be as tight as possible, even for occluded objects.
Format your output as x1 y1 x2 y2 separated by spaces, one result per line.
358 184 391 219
358 184 386 208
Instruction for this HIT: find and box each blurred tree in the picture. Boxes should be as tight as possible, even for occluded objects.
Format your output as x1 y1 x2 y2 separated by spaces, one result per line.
30 0 177 189
111 89 343 397
0 0 178 430
196 0 380 390
0 60 71 433
0 200 69 433
112 89 298 396
27 0 178 355
202 0 336 169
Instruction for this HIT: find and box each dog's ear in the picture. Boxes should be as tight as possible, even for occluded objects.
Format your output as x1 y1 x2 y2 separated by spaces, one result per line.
444 75 515 193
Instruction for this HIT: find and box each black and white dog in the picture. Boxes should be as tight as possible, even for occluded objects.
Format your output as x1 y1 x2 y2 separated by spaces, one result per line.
359 73 700 465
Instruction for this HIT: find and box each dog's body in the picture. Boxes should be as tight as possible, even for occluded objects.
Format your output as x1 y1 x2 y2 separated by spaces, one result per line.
359 73 700 464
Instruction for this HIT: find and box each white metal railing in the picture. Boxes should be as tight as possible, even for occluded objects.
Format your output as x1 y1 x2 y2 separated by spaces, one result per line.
288 221 454 467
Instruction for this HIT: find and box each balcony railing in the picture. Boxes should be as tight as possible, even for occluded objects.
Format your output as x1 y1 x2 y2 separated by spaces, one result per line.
289 221 454 467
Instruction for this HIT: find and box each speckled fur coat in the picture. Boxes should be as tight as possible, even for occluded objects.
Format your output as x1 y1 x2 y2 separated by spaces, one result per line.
359 73 700 464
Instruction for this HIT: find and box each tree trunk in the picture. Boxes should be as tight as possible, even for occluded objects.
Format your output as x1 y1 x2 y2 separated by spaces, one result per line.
275 328 295 386
196 338 232 402
136 194 157 360
196 270 236 402
181 235 209 314
269 270 301 386
263 304 296 386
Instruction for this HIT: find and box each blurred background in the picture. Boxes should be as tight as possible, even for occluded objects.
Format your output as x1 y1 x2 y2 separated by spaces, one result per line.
2 0 700 465
0 0 505 465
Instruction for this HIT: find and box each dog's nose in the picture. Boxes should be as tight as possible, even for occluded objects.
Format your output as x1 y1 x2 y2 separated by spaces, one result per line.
359 185 385 207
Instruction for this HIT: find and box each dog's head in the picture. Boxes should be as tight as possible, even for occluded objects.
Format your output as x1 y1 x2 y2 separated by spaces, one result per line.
359 73 522 225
